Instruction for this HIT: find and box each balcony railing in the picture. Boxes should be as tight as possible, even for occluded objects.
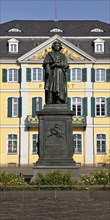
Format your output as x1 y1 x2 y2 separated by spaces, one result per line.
26 115 39 127
26 115 86 127
72 116 86 127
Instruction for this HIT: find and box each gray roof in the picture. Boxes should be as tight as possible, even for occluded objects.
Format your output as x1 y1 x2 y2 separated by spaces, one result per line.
0 20 110 60
0 20 110 36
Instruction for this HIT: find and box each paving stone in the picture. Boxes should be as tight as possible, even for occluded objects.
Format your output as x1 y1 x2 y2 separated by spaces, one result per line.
0 191 110 220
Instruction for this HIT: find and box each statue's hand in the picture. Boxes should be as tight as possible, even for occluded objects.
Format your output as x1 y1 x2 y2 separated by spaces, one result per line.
51 63 56 67
55 62 63 67
51 62 62 68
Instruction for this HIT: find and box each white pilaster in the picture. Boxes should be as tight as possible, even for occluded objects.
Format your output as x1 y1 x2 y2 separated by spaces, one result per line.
85 64 94 165
20 64 29 165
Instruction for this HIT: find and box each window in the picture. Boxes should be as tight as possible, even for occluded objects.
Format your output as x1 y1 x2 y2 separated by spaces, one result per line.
96 98 105 117
96 44 103 52
26 68 43 82
96 134 106 154
71 68 81 82
91 28 104 32
32 68 43 81
8 69 18 82
95 69 106 82
9 43 18 53
2 68 21 83
32 134 38 154
72 98 82 116
50 28 63 32
8 28 21 32
73 134 82 153
12 98 18 117
7 97 22 118
36 98 40 111
94 38 105 53
32 97 42 116
11 44 17 52
8 38 19 53
7 134 17 154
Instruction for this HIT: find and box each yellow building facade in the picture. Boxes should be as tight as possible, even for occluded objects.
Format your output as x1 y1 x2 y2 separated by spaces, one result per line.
0 20 110 166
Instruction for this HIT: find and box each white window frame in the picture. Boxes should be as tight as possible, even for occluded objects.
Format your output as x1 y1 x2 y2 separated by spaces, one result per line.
7 134 18 155
72 97 82 116
7 69 18 82
31 134 38 154
9 43 18 53
8 38 19 53
71 68 82 82
12 97 18 117
95 69 106 82
73 132 83 154
95 133 107 155
94 38 105 53
95 43 104 53
31 68 43 82
95 97 106 117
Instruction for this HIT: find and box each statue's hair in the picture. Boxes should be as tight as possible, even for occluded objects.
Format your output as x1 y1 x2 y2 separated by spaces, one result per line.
52 41 62 50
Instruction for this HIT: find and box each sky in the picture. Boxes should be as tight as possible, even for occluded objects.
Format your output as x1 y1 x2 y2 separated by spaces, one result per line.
0 0 110 24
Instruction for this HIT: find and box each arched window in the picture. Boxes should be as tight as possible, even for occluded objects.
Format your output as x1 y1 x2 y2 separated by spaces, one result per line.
8 28 21 32
91 28 104 32
50 28 63 32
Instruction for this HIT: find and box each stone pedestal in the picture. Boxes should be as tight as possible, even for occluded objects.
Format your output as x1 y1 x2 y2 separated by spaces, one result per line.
36 104 75 166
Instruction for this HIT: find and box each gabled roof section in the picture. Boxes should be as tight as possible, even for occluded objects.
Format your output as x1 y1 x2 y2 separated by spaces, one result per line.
8 38 19 43
94 38 105 43
18 35 96 63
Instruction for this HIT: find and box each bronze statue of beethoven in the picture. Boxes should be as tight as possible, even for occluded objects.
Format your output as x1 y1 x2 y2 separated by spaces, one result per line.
43 41 69 104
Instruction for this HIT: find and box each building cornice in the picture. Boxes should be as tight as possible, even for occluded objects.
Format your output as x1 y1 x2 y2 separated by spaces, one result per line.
0 59 110 64
0 36 110 39
0 60 17 64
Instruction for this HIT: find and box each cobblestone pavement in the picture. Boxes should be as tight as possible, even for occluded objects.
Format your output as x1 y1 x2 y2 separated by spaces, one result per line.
0 191 110 220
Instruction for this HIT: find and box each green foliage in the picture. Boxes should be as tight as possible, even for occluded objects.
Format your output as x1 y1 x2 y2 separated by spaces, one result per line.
79 171 110 185
0 172 26 186
0 170 110 191
32 170 73 186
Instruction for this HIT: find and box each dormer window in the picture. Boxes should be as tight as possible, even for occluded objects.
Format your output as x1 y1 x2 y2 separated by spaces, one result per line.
8 28 21 32
94 38 105 53
91 28 104 32
8 38 19 53
50 28 63 32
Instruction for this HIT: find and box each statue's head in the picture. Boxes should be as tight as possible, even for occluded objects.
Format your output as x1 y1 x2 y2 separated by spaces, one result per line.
52 41 62 51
